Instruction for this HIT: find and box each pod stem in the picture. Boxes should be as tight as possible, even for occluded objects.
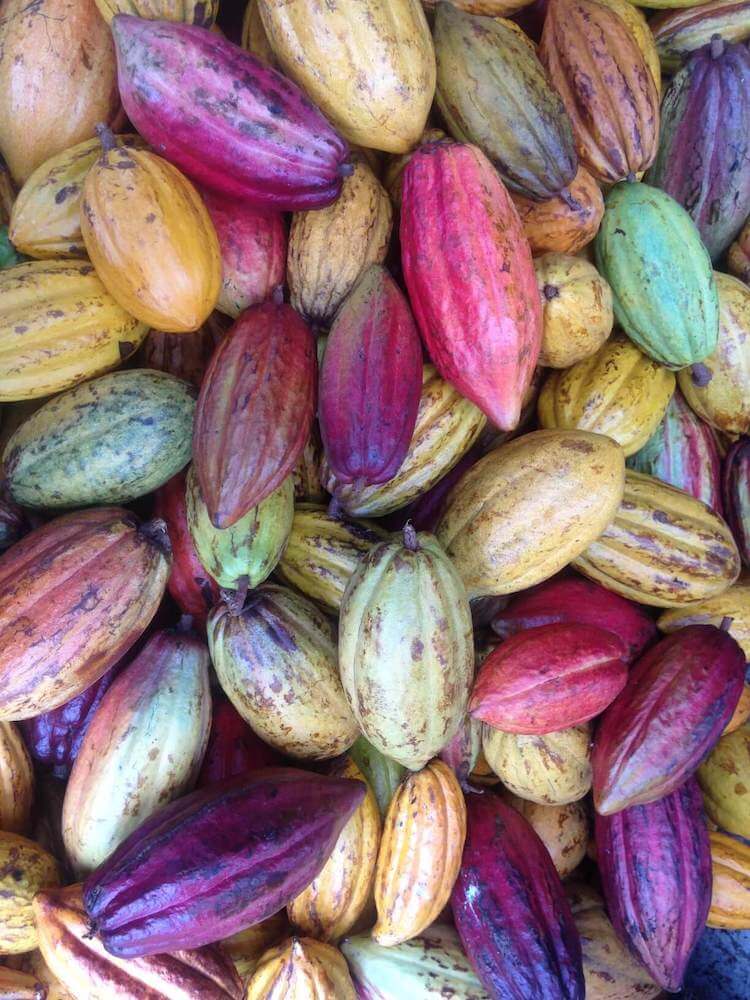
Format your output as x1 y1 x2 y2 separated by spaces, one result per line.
338 160 355 178
271 284 284 306
710 34 725 59
543 284 560 301
403 522 419 552
720 616 734 632
222 576 249 617
139 518 172 556
176 614 194 634
95 122 117 154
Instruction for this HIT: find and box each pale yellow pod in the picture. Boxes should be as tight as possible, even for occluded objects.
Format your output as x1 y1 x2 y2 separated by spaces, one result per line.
0 832 59 954
483 724 593 806
657 574 750 659
501 792 588 878
242 0 278 65
708 830 750 929
222 913 290 984
94 0 217 24
245 938 356 1000
0 722 34 834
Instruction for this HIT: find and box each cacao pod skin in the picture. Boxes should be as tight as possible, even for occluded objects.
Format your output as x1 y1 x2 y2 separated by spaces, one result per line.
708 830 750 929
349 736 406 819
0 831 60 953
434 7 577 200
595 0 661 94
208 585 359 760
192 300 315 528
373 760 466 947
698 723 750 838
535 253 613 369
658 576 750 660
452 792 584 999
222 912 289 983
0 498 26 552
573 469 740 607
483 724 592 805
540 0 659 184
595 182 718 369
288 757 381 943
96 0 218 24
242 0 276 65
0 508 170 721
628 388 724 513
470 623 628 734
725 682 750 735
142 313 229 389
339 530 473 771
245 937 355 999
0 721 33 833
400 141 541 432
198 695 282 788
723 437 750 565
511 165 604 256
34 884 242 1000
320 265 422 489
323 364 486 518
438 714 482 790
82 770 366 957
492 574 657 664
62 627 211 875
596 779 711 992
502 793 588 879
653 1 750 72
0 965 65 999
649 40 750 262
592 625 745 815
111 16 350 210
436 430 625 599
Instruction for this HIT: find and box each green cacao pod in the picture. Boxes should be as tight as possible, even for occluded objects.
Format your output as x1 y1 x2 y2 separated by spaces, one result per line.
349 735 406 818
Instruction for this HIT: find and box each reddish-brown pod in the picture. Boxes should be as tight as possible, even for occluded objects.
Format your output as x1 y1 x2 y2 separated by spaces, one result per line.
452 791 584 999
319 264 423 489
400 141 542 432
197 695 283 788
192 299 316 528
722 436 750 567
470 623 628 734
592 625 746 814
492 573 657 663
142 313 230 388
153 471 219 626
595 779 711 992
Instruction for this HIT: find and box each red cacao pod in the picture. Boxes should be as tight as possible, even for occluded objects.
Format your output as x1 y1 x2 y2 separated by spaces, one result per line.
153 471 219 626
319 264 423 489
400 141 541 432
452 791 584 999
192 300 316 528
470 623 628 735
595 779 711 992
722 436 750 567
83 769 366 957
197 695 283 788
592 625 745 814
0 508 170 721
111 17 350 210
492 573 657 664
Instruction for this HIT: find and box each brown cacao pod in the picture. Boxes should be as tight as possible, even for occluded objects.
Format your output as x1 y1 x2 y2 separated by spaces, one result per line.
708 830 750 929
511 165 604 256
502 792 588 879
534 253 613 369
0 832 59 954
245 937 355 999
483 723 592 805
141 313 229 388
0 722 33 834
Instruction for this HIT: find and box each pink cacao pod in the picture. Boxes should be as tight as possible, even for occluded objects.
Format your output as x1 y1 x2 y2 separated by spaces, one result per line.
722 436 750 567
592 624 745 814
595 778 711 992
400 141 542 431
197 695 283 788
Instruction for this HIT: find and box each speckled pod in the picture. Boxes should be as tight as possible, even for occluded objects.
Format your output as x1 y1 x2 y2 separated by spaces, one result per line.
511 165 604 256
658 575 750 659
707 830 750 929
502 793 588 879
0 831 59 954
245 937 356 999
96 0 218 25
482 724 593 805
698 723 750 838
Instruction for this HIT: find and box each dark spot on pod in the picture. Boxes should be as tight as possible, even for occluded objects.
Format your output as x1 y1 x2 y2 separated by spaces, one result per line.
543 284 560 301
54 184 79 204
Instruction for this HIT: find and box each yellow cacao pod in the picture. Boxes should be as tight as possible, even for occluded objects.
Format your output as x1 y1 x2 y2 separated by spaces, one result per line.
0 832 59 954
725 684 750 736
223 913 290 983
0 965 72 999
657 574 750 658
483 724 593 805
501 792 588 879
245 938 356 1000
22 950 76 1000
708 830 750 929
94 0 217 24
0 722 33 834
699 724 750 839
242 0 278 65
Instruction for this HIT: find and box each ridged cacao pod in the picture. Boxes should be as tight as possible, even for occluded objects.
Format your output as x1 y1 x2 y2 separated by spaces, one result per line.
198 695 282 788
595 0 661 92
728 216 750 283
0 508 170 721
0 832 59 953
8 135 145 259
257 0 434 154
288 156 392 326
434 7 576 199
222 913 289 984
596 779 711 992
595 182 718 369
382 126 447 207
471 623 628 734
534 252 613 368
502 792 588 879
452 791 584 998
373 760 465 946
0 499 25 552
82 770 366 956
483 724 592 805
708 830 750 929
628 388 724 512
112 16 350 210
511 165 604 256
593 625 745 814
658 574 750 659
193 300 315 528
34 884 242 999
540 0 659 183
679 272 750 434
539 335 675 456
275 504 388 612
142 313 228 389
208 585 359 760
245 937 355 999
323 364 486 517
0 965 70 1000
62 627 211 875
292 424 326 504
349 737 406 818
724 437 750 565
96 0 217 24
574 469 740 606
649 39 750 261
492 573 657 664
438 714 482 790
726 682 750 735
242 0 277 65
0 722 33 833
287 757 380 942
0 260 147 401
24 949 77 1000
339 529 473 770
401 141 541 431
436 430 625 598
653 1 750 72
0 0 119 184
3 370 195 509
698 723 750 837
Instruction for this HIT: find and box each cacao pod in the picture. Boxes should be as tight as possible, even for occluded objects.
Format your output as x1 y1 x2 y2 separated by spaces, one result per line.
0 832 59 954
652 1 750 72
438 714 482 790
383 127 447 207
0 722 33 833
292 424 327 504
242 0 277 65
245 937 355 1000
729 217 750 283
725 682 750 735
349 736 406 818
24 949 77 1000
96 0 217 25
724 437 750 565
0 965 70 1000
698 723 750 838
511 165 604 256
142 313 229 389
708 830 750 929
594 0 661 92
198 695 282 788
502 792 588 879
483 723 592 805
222 913 289 984
658 574 750 659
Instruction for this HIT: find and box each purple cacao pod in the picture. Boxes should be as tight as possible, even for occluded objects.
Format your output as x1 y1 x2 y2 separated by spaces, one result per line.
319 264 423 489
83 769 365 958
111 16 350 210
592 624 745 814
627 389 723 513
452 791 584 999
722 436 750 566
596 779 712 992
648 37 750 261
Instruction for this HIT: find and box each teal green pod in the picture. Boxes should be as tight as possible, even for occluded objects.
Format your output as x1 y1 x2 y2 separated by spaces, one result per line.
595 182 718 369
2 369 195 508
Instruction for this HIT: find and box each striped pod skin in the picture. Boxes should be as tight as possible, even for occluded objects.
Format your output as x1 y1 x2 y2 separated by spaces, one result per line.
707 831 750 929
245 937 356 999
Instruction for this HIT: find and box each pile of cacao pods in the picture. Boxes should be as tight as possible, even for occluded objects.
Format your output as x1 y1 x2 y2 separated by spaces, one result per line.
1 0 750 996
